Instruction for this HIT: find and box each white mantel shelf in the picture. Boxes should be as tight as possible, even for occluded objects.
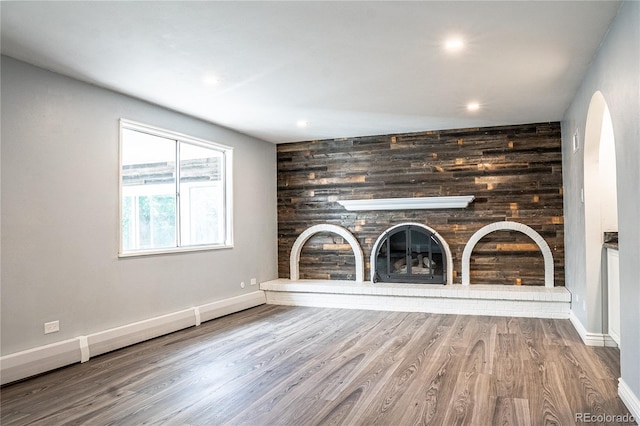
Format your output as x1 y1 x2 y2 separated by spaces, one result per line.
337 195 475 211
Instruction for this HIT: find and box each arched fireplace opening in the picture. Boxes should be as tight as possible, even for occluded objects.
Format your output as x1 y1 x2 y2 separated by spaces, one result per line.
372 224 448 284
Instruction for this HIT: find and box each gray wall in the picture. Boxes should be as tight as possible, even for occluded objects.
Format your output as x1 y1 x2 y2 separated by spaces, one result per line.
561 0 639 400
1 56 278 355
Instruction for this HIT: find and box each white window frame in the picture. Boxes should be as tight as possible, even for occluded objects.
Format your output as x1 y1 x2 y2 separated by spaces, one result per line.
118 119 233 257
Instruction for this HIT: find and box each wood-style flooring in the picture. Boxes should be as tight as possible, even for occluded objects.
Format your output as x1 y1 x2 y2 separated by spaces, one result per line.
1 305 633 425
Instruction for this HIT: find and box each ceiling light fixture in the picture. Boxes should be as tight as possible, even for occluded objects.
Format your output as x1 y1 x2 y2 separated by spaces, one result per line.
445 37 464 52
203 75 219 86
296 119 309 128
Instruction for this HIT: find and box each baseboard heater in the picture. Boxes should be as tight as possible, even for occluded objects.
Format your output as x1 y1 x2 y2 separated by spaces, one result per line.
0 291 266 386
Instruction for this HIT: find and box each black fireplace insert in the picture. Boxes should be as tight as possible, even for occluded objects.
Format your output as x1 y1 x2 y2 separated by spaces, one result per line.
374 225 446 284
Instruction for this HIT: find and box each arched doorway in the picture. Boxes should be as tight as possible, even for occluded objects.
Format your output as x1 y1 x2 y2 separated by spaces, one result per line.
583 91 619 346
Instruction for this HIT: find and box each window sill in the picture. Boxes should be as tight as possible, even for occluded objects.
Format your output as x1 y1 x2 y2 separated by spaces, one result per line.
118 244 233 258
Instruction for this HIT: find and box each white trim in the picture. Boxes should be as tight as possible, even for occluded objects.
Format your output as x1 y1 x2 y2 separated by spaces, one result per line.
461 221 554 288
223 148 234 247
118 243 233 258
262 279 570 319
197 292 266 323
86 308 197 358
120 119 233 152
619 378 640 422
0 338 82 385
79 336 90 363
606 248 621 346
337 195 474 211
194 307 202 326
289 224 364 282
568 309 618 347
369 222 454 285
0 291 265 385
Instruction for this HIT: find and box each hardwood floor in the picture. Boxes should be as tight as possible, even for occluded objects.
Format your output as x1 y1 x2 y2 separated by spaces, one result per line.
1 305 633 425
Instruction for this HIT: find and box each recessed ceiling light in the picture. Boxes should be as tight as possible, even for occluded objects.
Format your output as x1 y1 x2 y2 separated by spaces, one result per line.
445 37 464 52
203 75 219 86
296 119 309 128
467 102 480 111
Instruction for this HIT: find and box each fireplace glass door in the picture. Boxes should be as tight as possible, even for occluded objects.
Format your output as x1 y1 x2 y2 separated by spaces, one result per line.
374 225 446 284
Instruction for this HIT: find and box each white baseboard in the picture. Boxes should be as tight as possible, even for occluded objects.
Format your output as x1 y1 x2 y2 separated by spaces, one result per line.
602 335 619 347
0 291 266 385
0 338 82 386
198 291 266 323
86 308 197 358
619 378 640 422
568 310 619 347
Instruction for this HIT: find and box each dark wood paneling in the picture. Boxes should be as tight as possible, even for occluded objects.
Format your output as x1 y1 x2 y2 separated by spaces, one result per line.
278 122 565 285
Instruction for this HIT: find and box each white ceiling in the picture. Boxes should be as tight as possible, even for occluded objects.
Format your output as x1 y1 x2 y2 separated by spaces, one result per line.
1 1 621 144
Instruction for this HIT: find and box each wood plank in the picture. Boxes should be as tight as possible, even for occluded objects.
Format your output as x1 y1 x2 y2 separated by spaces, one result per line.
496 243 541 252
1 306 629 425
277 122 564 285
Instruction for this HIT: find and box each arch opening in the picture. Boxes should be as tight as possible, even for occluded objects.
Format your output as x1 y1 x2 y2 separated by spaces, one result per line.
462 221 554 288
299 232 357 280
468 230 545 286
289 224 364 282
583 91 619 343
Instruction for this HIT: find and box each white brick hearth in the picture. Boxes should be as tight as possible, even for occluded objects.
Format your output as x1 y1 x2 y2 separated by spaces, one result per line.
260 279 571 319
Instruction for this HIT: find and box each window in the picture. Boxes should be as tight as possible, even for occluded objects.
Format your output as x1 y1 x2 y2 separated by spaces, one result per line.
119 119 233 256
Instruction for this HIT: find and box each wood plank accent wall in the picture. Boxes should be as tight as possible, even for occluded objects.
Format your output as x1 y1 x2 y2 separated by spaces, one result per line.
277 122 564 286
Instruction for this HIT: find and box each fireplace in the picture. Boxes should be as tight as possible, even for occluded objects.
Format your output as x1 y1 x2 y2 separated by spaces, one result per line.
372 224 447 284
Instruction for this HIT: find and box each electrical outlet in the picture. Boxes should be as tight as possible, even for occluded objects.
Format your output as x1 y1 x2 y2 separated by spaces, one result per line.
44 320 59 334
250 278 257 286
240 281 245 288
